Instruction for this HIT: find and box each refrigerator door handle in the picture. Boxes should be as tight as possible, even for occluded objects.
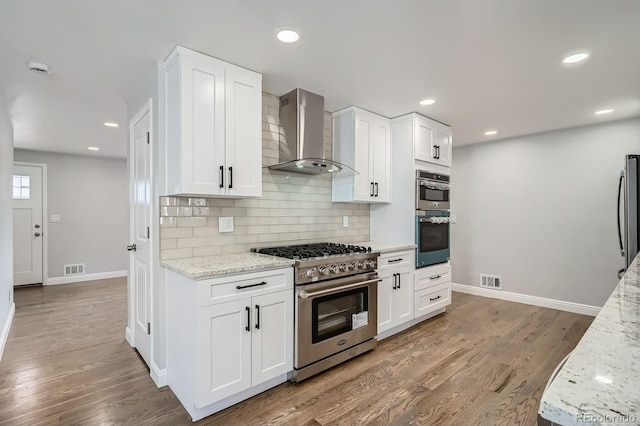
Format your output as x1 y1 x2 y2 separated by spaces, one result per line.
618 171 625 257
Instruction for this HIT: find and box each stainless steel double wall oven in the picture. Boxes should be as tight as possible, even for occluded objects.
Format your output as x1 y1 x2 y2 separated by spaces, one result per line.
416 170 451 268
254 243 379 382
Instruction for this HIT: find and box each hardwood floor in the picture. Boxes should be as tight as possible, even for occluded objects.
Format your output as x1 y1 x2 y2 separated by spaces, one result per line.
0 278 593 425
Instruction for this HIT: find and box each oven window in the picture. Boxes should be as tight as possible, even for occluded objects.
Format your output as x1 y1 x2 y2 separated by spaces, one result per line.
419 186 449 202
419 222 450 252
312 287 368 344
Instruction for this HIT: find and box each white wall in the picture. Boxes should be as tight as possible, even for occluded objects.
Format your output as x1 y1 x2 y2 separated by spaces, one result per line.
13 149 128 278
0 96 15 361
451 117 640 307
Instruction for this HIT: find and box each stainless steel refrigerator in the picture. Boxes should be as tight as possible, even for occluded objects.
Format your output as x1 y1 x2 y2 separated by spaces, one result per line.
618 154 640 270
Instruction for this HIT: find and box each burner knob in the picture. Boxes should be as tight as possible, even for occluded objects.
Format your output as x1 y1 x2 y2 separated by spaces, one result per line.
339 263 347 272
348 262 356 271
329 264 338 274
357 260 366 269
306 267 317 278
318 266 329 276
366 260 376 269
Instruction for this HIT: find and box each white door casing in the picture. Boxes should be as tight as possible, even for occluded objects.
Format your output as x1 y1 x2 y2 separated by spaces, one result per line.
13 164 44 286
129 101 152 367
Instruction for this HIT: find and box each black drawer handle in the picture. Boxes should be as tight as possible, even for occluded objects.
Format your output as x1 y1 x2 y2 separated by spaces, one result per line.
245 306 250 331
429 275 442 280
392 273 397 290
430 295 441 302
236 281 267 290
388 258 404 263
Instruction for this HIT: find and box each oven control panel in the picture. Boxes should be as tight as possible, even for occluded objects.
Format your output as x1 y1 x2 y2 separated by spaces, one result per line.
296 253 379 284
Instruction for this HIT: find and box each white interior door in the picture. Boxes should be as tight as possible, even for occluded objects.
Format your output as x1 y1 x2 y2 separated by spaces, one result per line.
13 164 43 286
129 105 152 366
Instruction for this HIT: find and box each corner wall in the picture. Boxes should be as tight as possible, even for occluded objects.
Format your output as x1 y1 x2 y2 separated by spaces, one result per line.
451 117 640 307
0 96 15 362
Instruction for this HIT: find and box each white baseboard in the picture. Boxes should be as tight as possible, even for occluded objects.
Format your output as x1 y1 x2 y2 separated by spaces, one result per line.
125 327 133 347
151 362 167 388
46 270 128 285
0 303 15 364
451 283 601 317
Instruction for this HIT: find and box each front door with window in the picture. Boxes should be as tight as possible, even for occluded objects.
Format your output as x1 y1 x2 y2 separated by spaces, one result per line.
13 164 44 286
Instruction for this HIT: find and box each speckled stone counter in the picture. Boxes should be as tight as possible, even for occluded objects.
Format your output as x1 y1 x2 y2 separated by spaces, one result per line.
160 253 294 279
352 241 416 253
539 254 640 425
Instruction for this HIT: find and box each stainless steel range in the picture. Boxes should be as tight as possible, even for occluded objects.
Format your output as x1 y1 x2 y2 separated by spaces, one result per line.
253 243 380 382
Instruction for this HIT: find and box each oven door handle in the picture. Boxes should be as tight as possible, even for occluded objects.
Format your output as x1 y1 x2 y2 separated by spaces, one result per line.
298 278 382 299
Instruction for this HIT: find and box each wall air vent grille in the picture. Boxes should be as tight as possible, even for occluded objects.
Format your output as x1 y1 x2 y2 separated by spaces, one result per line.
480 274 502 290
64 263 85 276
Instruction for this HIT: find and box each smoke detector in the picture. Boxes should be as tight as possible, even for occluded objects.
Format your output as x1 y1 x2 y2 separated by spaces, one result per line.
28 61 52 74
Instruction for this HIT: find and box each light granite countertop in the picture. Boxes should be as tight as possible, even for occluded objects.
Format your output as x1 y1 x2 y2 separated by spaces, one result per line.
160 252 295 279
539 254 640 425
352 241 416 253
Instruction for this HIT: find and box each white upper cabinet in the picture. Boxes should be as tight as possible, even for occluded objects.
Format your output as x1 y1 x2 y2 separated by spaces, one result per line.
164 46 262 197
332 107 391 203
414 115 452 168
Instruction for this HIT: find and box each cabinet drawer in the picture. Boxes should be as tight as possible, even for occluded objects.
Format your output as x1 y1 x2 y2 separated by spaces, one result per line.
378 250 413 270
198 269 292 307
415 283 451 318
415 263 451 291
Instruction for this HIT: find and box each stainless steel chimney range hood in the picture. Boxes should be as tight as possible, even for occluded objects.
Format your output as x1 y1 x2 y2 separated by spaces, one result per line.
269 89 352 175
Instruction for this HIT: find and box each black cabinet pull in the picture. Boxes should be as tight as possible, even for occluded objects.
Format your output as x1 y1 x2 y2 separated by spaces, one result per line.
397 274 401 289
255 304 260 329
433 145 438 159
388 258 404 263
236 281 267 290
370 182 374 196
436 145 441 159
392 273 397 290
245 306 250 331
374 182 379 197
219 166 224 188
228 166 233 189
429 275 442 280
430 295 442 302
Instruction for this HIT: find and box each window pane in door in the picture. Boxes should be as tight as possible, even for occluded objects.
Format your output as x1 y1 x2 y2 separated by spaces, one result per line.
12 174 30 200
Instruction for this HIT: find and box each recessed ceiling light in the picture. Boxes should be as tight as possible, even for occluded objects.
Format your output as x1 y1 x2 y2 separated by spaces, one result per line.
28 61 52 74
419 99 436 106
595 109 613 115
484 130 498 136
276 29 300 44
562 52 589 64
104 122 119 128
88 147 100 151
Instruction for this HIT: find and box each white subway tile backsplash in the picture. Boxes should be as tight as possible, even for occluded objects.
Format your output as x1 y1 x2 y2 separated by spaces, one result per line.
159 92 369 260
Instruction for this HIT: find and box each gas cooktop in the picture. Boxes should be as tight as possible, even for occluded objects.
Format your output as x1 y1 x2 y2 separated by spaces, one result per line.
253 242 379 284
253 242 372 260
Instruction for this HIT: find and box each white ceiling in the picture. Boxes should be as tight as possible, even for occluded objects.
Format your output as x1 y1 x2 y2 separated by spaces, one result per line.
1 0 639 159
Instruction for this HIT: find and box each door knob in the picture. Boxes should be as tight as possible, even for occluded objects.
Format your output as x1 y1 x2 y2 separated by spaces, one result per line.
34 232 41 237
127 244 137 252
34 224 40 229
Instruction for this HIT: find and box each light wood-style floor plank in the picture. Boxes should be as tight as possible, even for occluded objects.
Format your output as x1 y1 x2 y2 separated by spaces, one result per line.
0 278 593 425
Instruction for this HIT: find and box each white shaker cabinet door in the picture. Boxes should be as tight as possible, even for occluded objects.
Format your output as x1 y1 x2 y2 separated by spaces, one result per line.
225 68 262 197
251 290 293 386
178 54 226 195
377 270 395 333
394 270 414 326
371 117 391 202
414 117 436 164
353 113 373 201
433 123 452 168
196 298 252 408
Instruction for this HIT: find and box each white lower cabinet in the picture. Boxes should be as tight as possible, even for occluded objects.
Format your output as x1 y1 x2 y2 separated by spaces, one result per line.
414 263 452 318
166 267 293 421
377 250 415 334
